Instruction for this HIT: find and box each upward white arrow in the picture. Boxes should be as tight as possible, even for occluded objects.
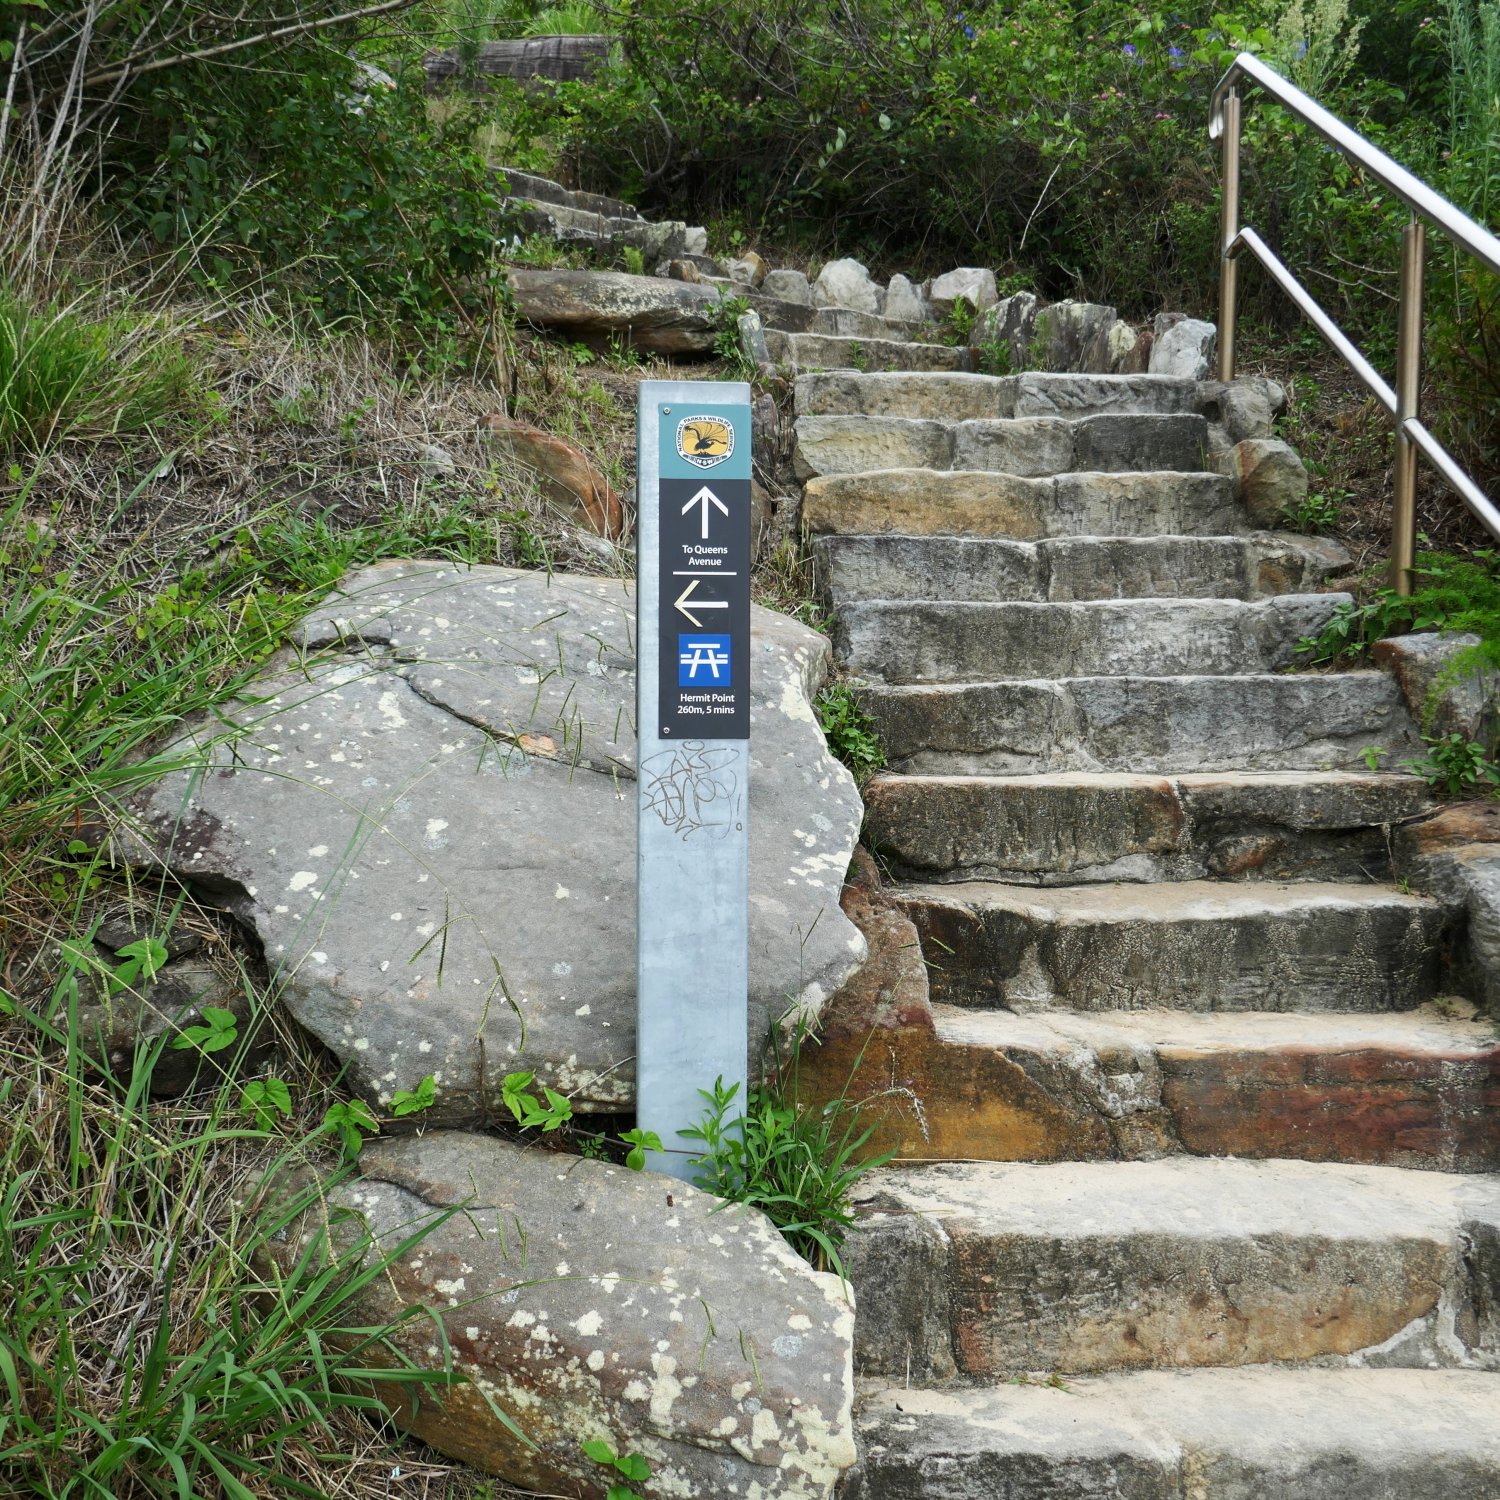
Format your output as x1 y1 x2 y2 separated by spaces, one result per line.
682 485 729 540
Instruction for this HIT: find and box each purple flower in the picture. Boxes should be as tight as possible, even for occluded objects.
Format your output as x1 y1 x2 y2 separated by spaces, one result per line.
964 23 975 37
1123 42 1137 55
1168 45 1184 66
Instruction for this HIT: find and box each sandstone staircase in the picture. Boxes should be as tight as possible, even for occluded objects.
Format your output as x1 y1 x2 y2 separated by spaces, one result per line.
786 354 1500 1496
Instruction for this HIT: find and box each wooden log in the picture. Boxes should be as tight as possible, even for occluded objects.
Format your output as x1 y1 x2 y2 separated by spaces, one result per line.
423 35 613 92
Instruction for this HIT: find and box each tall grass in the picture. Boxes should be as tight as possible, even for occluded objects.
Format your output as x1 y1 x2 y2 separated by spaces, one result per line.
0 948 467 1499
0 284 201 451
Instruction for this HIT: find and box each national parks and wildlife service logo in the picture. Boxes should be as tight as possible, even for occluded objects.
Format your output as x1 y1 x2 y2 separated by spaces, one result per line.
675 414 735 469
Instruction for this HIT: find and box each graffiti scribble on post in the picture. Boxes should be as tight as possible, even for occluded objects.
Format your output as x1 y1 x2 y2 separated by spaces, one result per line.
640 741 743 840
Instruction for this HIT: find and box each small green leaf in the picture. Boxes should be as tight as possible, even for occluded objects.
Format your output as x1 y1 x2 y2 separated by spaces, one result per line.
171 1005 238 1053
322 1098 380 1155
390 1073 437 1116
581 1439 616 1466
616 1453 652 1482
241 1078 292 1129
620 1128 662 1171
117 936 169 982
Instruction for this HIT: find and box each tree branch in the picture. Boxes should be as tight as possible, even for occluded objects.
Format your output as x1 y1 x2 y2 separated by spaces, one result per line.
78 0 419 91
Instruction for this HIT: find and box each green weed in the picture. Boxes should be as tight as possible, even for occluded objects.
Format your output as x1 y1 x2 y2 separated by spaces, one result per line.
1278 488 1349 534
680 1023 892 1277
1402 732 1500 797
0 285 201 451
581 1439 652 1500
1298 549 1500 678
0 950 474 1497
816 682 887 787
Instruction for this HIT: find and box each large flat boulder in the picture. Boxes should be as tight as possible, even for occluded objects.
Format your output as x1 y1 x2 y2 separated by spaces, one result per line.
257 1132 857 1498
119 563 865 1117
508 268 726 353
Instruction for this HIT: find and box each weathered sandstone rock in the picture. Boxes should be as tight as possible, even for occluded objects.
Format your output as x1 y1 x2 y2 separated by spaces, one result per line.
257 1132 857 1498
1225 436 1308 524
883 274 929 323
508 269 725 353
812 259 882 315
1032 301 1117 373
480 412 623 538
1374 630 1500 744
763 268 813 305
1150 316 1217 378
119 563 865 1118
928 268 998 318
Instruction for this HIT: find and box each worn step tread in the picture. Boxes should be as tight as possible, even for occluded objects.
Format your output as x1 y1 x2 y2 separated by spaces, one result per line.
857 670 1424 775
804 469 1244 540
904 1001 1500 1172
864 769 1429 884
806 307 926 341
837 594 1346 683
796 368 1206 420
794 411 1209 480
848 1369 1500 1500
815 531 1349 603
854 1154 1492 1245
845 1157 1500 1377
898 878 1452 1014
766 331 976 374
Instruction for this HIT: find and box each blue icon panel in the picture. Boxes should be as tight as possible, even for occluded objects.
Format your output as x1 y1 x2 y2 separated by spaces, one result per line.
678 634 732 686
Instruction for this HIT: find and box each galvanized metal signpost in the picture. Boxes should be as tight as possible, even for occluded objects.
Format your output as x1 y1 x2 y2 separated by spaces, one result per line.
635 379 753 1180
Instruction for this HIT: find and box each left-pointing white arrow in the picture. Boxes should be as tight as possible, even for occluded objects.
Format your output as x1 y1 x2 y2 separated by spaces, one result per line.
682 485 730 540
674 579 731 628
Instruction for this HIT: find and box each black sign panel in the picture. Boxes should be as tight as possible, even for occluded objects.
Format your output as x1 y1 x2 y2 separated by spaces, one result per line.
656 474 752 739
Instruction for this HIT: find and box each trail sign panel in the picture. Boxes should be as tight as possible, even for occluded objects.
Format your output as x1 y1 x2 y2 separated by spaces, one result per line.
636 381 753 1180
656 412 751 740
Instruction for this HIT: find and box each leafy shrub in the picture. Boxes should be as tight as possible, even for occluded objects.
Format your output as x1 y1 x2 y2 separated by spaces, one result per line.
816 682 887 786
0 284 200 450
1402 731 1500 795
2 5 516 338
1299 548 1500 671
681 1065 891 1276
1278 487 1348 533
115 63 515 334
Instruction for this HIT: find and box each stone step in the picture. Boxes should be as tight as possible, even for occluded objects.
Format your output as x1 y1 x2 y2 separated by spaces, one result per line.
804 469 1245 540
794 412 1208 480
806 307 925 342
795 369 1205 421
857 671 1423 775
765 330 976 374
499 167 645 221
835 595 1346 684
845 1370 1500 1499
815 531 1348 604
825 1002 1500 1173
844 1158 1500 1379
898 878 1451 1014
864 771 1429 884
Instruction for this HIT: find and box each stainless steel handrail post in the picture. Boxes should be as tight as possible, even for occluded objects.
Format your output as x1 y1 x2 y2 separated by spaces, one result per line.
1209 53 1500 557
1216 89 1242 383
1392 216 1426 596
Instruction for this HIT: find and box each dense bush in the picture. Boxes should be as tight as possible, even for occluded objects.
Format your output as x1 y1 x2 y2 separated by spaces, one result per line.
0 1 515 337
502 0 1499 490
503 1 1479 320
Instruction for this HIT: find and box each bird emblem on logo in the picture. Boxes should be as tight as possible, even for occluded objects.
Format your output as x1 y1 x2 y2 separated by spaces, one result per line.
675 414 734 469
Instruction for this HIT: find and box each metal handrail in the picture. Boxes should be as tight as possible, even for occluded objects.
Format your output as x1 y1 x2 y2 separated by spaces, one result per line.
1210 50 1500 592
